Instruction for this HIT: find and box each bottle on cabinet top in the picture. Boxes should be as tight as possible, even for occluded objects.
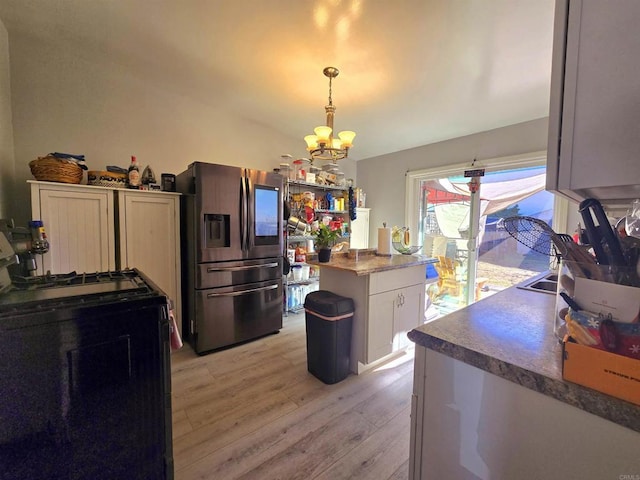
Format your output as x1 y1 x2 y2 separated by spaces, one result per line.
128 155 141 189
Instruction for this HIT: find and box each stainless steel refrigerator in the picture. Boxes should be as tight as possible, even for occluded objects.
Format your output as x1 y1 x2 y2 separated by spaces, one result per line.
176 162 283 354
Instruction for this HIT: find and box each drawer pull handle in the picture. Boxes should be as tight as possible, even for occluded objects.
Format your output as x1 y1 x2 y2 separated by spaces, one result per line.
207 262 278 273
207 283 278 298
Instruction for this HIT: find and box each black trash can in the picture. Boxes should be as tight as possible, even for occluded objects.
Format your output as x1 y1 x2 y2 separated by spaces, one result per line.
304 290 355 384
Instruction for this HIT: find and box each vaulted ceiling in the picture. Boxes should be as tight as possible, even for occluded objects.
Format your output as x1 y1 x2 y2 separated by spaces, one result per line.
0 0 555 161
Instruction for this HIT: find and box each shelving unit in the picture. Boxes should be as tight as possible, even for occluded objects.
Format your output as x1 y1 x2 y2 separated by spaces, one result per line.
284 179 350 313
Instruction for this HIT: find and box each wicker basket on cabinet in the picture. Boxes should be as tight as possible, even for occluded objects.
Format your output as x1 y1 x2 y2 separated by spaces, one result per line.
29 156 83 184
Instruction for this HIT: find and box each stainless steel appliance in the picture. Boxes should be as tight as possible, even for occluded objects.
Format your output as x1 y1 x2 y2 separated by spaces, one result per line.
0 261 174 480
177 162 283 354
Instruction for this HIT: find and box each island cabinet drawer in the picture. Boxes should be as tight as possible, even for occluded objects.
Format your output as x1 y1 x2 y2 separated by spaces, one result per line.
369 265 425 295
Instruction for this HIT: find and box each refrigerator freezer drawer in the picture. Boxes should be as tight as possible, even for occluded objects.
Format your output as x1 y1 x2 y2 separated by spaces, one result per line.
195 257 282 289
193 279 283 353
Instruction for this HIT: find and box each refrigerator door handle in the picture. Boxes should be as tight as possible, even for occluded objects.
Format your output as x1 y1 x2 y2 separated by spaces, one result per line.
206 283 278 298
207 262 279 272
240 176 248 252
244 175 251 251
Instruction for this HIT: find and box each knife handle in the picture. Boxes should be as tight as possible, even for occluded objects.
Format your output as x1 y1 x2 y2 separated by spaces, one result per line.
579 198 626 266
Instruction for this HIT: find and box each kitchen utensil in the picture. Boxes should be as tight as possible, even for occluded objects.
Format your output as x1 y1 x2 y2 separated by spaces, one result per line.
578 198 626 267
503 216 569 258
560 291 581 311
287 216 308 236
503 216 598 278
625 199 640 239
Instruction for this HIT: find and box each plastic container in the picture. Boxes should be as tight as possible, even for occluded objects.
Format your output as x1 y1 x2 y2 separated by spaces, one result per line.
292 265 303 281
555 259 640 359
293 158 310 181
304 290 355 384
300 265 310 281
279 163 293 181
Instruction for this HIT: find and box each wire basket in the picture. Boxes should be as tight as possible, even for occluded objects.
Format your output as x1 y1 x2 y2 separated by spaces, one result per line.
29 156 83 184
87 170 127 188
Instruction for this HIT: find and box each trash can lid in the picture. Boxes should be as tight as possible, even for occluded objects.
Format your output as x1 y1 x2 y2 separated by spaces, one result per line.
304 290 354 317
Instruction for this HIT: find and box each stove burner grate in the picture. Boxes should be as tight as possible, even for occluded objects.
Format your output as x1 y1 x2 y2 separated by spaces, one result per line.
10 270 141 290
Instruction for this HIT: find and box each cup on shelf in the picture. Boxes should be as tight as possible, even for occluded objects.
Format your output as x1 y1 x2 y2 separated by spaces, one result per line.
300 265 310 281
292 265 303 281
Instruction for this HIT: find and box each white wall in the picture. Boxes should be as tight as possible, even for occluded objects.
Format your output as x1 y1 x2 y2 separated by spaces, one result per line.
356 118 550 246
7 32 327 223
0 17 15 219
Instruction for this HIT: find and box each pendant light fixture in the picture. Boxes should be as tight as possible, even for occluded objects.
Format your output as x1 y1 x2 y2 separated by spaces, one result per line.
304 67 356 161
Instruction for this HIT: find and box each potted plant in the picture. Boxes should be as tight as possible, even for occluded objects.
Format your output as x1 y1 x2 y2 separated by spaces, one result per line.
313 223 341 262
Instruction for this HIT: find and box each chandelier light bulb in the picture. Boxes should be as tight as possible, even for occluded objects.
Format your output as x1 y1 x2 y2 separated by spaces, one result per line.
314 126 332 145
304 135 319 151
338 130 356 148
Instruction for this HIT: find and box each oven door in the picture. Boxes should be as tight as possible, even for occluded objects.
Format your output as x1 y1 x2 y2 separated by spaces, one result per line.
193 278 283 354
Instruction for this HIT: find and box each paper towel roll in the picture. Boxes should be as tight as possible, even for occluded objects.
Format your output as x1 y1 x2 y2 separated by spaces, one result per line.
378 227 392 256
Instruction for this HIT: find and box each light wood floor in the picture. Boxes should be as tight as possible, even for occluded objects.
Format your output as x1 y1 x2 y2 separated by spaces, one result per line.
170 311 415 480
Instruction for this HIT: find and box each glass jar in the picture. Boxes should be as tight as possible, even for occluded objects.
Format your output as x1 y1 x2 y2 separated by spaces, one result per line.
279 163 292 181
293 158 310 181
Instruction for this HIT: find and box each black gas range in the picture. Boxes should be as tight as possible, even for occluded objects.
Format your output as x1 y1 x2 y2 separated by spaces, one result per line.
0 269 165 315
0 268 174 480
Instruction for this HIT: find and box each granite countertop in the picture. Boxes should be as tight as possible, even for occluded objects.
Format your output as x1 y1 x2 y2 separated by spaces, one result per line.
306 250 436 276
408 285 640 433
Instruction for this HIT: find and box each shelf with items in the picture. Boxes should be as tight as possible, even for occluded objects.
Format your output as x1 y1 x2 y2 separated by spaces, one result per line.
285 269 320 312
287 179 348 191
284 178 352 313
287 233 350 243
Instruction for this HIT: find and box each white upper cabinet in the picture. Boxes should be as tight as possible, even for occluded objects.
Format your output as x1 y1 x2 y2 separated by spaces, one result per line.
547 0 640 207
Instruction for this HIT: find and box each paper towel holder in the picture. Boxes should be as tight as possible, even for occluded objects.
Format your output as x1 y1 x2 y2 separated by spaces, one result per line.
376 223 393 257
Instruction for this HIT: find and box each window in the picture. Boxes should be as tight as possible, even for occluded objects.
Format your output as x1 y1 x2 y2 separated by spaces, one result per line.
406 151 569 318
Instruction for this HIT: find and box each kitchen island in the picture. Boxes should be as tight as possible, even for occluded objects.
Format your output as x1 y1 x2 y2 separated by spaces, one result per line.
407 284 640 479
308 250 433 374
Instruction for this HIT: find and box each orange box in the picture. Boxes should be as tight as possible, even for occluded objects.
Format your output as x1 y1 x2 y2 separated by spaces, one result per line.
562 336 640 406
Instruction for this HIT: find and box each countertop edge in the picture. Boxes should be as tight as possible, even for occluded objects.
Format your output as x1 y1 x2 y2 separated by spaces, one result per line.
307 253 434 276
407 329 640 433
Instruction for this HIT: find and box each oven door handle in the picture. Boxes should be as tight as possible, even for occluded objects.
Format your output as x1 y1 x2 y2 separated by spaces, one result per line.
206 262 279 272
207 283 278 297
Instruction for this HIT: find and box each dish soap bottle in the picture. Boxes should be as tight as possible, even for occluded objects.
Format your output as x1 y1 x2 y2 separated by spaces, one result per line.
128 155 141 189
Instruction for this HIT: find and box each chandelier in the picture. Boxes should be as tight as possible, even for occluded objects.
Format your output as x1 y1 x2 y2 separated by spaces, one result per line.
304 67 356 162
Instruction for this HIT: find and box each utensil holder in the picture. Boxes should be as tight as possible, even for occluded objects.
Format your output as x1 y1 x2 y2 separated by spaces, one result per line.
555 260 640 359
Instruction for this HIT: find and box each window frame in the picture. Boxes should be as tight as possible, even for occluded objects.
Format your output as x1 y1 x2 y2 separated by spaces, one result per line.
405 150 570 244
